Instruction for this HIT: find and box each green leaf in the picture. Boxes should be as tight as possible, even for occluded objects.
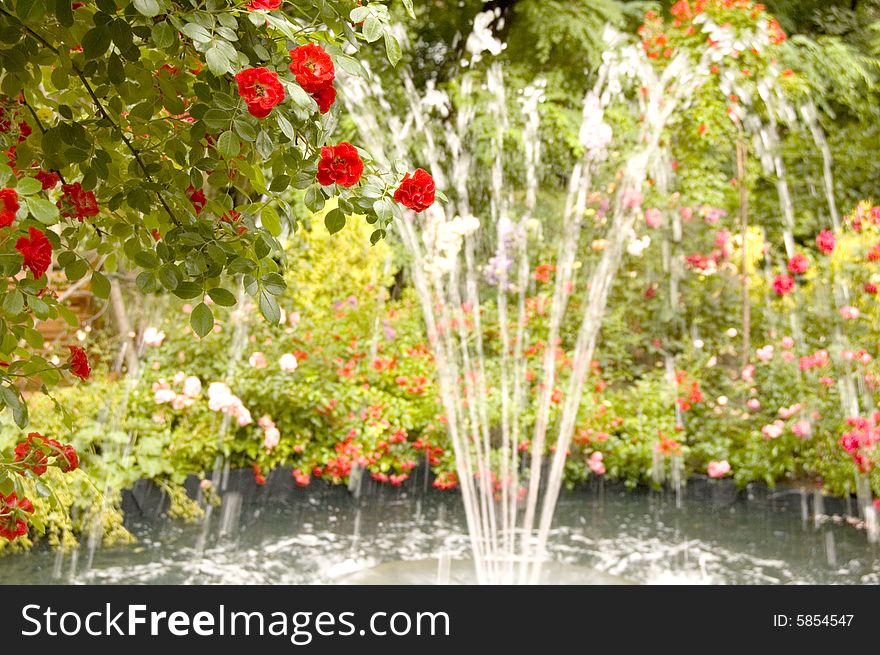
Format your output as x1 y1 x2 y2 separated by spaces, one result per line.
217 131 240 160
304 185 325 212
181 22 211 44
384 32 402 67
90 271 111 299
207 287 237 306
190 302 214 338
136 270 158 293
363 16 383 43
206 44 232 77
324 208 346 235
172 281 202 299
350 6 370 22
82 26 112 60
26 197 58 224
157 263 181 290
133 0 164 17
151 21 176 49
260 205 281 236
260 272 285 296
15 177 42 196
402 0 415 19
269 175 290 192
2 290 24 315
258 289 280 324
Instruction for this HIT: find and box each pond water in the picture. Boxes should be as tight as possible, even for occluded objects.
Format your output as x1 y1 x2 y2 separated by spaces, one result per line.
1 483 877 585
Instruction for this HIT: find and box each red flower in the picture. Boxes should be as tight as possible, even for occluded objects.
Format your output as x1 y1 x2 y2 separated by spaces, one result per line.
0 188 19 227
0 492 33 541
59 444 79 472
35 170 60 191
864 282 878 294
16 226 52 279
67 345 91 381
773 274 794 295
14 435 48 476
393 168 436 212
235 67 285 118
58 182 99 221
289 44 335 94
787 253 808 275
312 83 336 114
187 185 207 214
868 243 880 262
246 0 281 9
316 142 363 187
816 229 835 254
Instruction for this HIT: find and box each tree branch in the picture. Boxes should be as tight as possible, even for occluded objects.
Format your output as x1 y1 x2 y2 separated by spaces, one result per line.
0 7 182 227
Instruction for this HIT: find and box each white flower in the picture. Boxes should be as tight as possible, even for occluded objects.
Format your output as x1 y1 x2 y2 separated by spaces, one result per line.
626 235 651 257
279 353 298 373
183 376 202 398
154 388 176 405
143 327 166 347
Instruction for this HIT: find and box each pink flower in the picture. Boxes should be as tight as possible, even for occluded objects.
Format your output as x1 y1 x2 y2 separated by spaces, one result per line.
791 420 811 438
781 351 795 363
258 415 274 429
773 274 795 295
756 345 774 362
819 376 835 386
644 207 663 228
263 426 280 450
816 229 835 254
680 206 694 221
588 451 605 475
778 403 802 419
622 187 643 210
762 420 784 439
741 364 756 383
781 336 794 349
787 253 809 275
839 305 860 320
707 460 731 478
747 398 761 411
249 352 268 369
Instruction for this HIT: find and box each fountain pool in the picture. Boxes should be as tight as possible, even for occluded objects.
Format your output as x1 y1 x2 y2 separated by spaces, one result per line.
1 482 876 585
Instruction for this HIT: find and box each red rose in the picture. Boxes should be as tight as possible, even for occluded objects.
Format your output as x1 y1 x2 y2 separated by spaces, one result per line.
16 226 52 279
864 282 878 295
0 492 33 541
13 437 48 476
246 0 281 8
787 253 808 275
17 121 31 142
316 142 363 187
0 188 19 227
815 229 835 254
35 170 60 191
235 67 285 119
393 168 436 212
773 273 795 295
67 345 91 381
58 182 99 221
289 44 335 94
59 444 79 472
312 83 336 114
187 185 207 214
